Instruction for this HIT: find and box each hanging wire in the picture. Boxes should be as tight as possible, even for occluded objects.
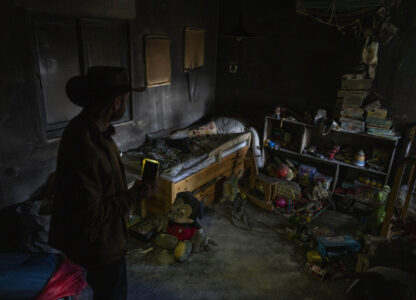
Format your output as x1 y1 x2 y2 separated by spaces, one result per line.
296 0 387 36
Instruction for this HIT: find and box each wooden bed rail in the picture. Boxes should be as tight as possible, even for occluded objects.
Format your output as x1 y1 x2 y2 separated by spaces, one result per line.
381 156 416 237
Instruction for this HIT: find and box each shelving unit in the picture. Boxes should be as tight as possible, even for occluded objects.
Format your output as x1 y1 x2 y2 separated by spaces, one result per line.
274 147 388 176
262 116 399 203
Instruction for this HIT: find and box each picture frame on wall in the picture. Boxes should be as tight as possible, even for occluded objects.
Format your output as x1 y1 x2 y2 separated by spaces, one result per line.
145 36 171 87
184 27 205 71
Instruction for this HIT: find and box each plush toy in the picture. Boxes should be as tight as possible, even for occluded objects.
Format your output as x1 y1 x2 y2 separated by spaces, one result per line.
155 191 209 262
364 185 391 233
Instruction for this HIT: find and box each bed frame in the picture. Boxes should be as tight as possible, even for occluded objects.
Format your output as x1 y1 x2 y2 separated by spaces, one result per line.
144 133 251 215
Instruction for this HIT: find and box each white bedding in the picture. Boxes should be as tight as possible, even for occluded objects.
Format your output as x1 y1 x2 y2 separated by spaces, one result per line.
161 140 249 183
123 132 251 187
170 117 263 169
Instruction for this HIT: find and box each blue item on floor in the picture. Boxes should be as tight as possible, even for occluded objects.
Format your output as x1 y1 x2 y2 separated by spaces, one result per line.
0 253 61 300
317 235 361 257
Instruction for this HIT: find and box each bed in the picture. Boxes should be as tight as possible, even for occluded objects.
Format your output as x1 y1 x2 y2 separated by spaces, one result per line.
122 132 251 215
122 117 260 215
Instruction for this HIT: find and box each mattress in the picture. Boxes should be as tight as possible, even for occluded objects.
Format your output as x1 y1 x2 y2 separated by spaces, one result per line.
122 132 251 185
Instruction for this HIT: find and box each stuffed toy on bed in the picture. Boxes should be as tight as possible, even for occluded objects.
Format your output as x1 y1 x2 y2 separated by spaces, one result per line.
154 192 209 262
169 117 264 168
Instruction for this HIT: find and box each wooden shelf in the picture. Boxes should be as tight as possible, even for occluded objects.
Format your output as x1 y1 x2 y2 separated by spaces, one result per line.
303 153 387 176
266 147 387 176
266 116 399 143
263 114 397 191
265 148 387 176
333 192 374 207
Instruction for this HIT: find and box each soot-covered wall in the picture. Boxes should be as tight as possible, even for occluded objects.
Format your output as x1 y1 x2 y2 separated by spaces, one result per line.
215 0 362 125
374 1 416 130
216 1 416 132
0 0 219 209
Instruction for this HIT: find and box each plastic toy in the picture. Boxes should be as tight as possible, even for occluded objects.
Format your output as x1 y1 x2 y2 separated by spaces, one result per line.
274 106 281 119
276 163 289 179
328 145 340 160
354 150 366 167
316 235 361 257
305 262 327 280
275 198 286 208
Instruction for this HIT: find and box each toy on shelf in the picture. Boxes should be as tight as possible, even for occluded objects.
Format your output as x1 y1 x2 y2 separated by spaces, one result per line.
313 172 333 190
274 106 281 119
358 176 383 189
327 145 340 160
304 145 325 159
354 149 366 167
298 164 317 186
264 139 279 150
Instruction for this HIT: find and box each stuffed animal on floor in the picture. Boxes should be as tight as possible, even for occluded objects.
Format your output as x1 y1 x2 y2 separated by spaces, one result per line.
155 191 209 262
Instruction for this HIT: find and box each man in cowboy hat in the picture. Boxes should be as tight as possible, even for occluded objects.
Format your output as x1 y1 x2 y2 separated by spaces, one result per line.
49 66 152 300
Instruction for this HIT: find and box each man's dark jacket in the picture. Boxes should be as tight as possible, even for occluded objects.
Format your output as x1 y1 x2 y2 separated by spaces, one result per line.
49 111 135 268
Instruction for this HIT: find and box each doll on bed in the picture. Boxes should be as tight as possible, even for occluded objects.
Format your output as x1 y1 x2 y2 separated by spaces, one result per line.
155 191 210 262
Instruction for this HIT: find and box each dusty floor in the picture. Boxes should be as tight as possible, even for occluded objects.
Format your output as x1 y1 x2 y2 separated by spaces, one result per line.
126 201 350 300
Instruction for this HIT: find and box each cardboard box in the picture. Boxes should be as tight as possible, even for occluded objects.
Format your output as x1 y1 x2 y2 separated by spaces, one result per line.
341 79 372 90
340 108 364 120
337 90 369 99
366 118 392 128
342 99 363 108
343 74 365 80
340 117 365 133
367 108 388 120
336 90 368 110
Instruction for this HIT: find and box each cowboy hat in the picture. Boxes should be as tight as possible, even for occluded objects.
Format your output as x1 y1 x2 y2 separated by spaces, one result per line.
65 66 146 107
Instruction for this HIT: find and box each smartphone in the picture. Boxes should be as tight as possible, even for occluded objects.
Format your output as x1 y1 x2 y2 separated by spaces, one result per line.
141 158 159 182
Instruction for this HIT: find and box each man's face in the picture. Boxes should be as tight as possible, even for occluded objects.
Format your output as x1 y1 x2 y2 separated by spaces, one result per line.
110 92 129 121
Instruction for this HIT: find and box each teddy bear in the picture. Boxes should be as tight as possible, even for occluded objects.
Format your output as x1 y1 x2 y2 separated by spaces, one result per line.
154 191 210 262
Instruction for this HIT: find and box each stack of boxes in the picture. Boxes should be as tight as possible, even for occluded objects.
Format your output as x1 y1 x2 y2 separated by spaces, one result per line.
334 73 399 139
336 74 370 133
366 106 397 138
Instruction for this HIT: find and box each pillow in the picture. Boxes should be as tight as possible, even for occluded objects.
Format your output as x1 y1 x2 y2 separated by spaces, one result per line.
187 121 217 138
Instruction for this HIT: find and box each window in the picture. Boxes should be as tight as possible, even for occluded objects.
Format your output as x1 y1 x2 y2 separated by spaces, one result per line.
32 14 131 138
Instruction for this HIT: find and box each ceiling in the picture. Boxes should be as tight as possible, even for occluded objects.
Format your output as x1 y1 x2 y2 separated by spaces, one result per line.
297 0 385 12
296 0 390 32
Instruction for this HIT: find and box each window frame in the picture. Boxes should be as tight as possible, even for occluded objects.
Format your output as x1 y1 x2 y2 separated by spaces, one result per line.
30 12 133 139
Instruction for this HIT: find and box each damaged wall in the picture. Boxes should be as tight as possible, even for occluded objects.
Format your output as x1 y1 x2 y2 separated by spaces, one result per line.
0 0 219 209
374 1 416 130
215 0 361 126
216 0 416 134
